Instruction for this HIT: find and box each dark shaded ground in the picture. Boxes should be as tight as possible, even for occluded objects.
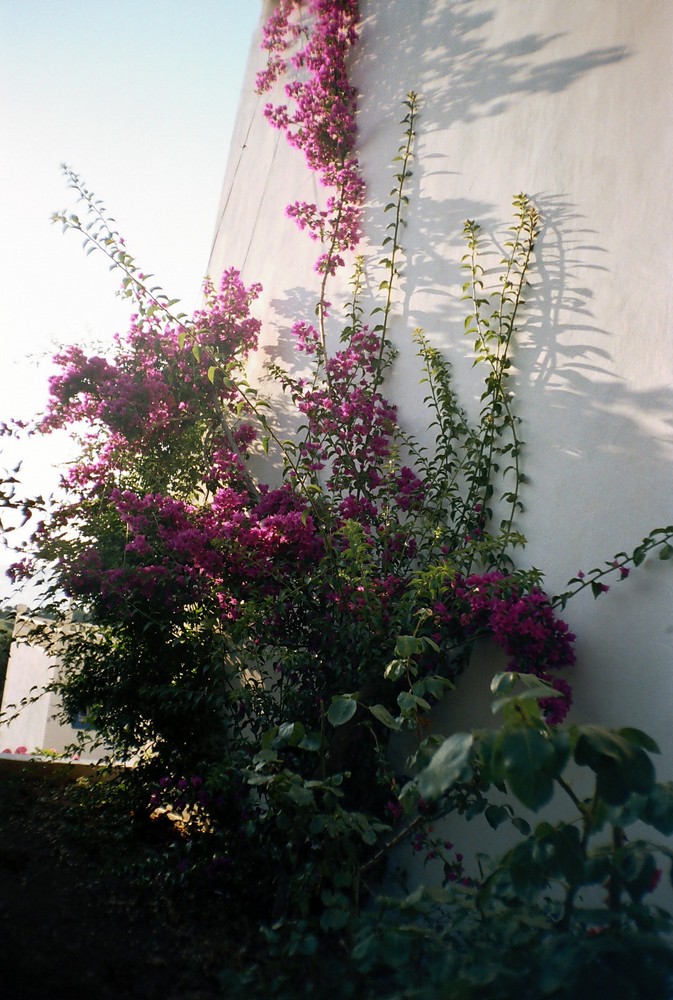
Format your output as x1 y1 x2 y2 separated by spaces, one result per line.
0 760 235 1000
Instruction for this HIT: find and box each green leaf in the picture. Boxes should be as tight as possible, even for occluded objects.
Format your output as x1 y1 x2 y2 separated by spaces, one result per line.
597 754 656 805
397 690 431 714
276 721 306 747
416 732 473 800
395 635 422 658
207 366 217 384
512 815 531 835
619 843 659 899
369 704 402 731
422 674 453 699
320 904 350 932
260 726 279 750
642 782 673 835
284 782 314 809
575 726 656 804
535 823 584 883
490 672 518 696
485 804 510 830
618 727 660 754
489 672 559 724
384 658 406 682
298 732 322 753
491 687 559 717
575 726 628 765
398 781 419 815
327 696 357 727
498 728 557 810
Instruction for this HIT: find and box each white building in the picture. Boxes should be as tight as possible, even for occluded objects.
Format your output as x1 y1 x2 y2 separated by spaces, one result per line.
0 609 103 762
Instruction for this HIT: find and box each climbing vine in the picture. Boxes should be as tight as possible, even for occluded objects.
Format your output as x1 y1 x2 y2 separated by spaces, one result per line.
6 2 673 995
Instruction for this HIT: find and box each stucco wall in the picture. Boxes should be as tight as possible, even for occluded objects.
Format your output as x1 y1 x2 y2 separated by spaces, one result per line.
0 622 60 754
208 1 673 784
0 613 102 760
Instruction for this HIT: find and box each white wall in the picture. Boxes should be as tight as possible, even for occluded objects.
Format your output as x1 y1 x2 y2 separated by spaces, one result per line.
209 2 673 795
0 612 102 760
0 618 60 754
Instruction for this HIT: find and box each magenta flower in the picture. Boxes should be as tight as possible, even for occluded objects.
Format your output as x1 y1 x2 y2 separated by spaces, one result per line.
257 0 362 274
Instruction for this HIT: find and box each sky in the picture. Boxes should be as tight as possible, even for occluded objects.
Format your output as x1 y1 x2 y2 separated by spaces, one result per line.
0 0 262 602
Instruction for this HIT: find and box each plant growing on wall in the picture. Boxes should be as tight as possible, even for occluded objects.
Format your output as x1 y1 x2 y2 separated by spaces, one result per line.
8 0 673 993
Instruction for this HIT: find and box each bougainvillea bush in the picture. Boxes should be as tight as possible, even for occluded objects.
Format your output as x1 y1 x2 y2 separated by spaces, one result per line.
8 1 673 994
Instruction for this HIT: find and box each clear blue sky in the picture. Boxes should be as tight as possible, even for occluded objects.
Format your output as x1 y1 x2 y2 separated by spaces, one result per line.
0 0 262 600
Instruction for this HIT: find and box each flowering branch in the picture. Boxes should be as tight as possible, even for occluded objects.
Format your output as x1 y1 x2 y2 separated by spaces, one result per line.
554 526 673 608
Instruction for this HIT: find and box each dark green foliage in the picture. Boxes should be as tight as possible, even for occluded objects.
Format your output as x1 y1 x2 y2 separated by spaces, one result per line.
218 675 673 999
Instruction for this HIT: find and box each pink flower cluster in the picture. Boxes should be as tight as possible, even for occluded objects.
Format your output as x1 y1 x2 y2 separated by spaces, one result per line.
291 320 321 354
254 0 304 94
41 269 261 492
394 466 426 512
256 0 363 273
192 272 262 359
326 572 404 623
296 381 397 480
431 572 576 722
61 485 324 615
292 324 402 493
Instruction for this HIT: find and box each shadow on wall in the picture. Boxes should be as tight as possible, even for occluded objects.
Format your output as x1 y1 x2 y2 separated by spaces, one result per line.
256 209 673 558
352 0 631 355
354 0 629 141
350 1 672 542
249 0 672 573
351 0 630 332
521 193 673 519
257 1 631 363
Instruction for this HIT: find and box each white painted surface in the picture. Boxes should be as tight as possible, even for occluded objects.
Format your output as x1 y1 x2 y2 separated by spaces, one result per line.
0 613 102 760
0 625 59 754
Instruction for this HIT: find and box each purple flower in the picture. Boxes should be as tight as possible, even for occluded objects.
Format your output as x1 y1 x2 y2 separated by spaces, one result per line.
385 800 403 820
